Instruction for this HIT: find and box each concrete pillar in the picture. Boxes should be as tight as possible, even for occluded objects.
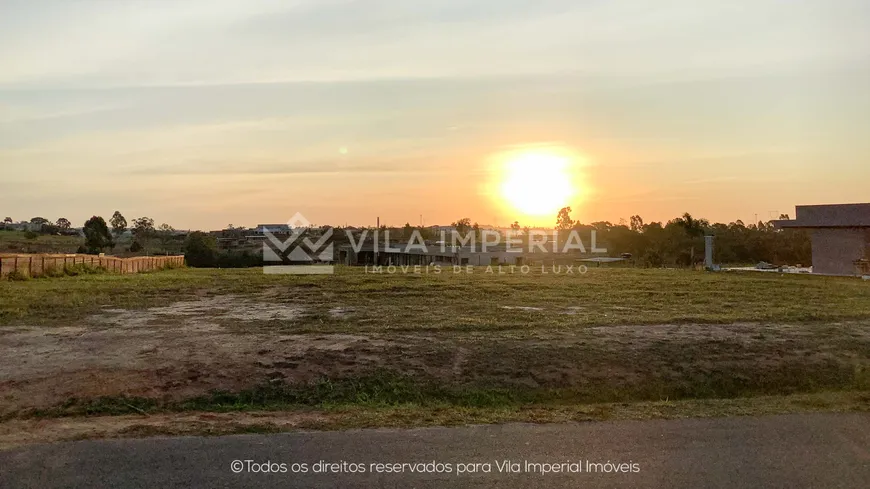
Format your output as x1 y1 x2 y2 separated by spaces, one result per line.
705 235 714 269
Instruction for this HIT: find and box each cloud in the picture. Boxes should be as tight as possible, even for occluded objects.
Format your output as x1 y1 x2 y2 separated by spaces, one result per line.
0 105 128 125
125 156 439 176
3 0 868 88
236 0 581 40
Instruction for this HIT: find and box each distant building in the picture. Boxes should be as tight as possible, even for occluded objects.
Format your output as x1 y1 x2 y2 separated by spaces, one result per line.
255 224 291 235
773 203 870 276
336 243 527 267
26 222 45 232
2 221 27 231
428 225 457 235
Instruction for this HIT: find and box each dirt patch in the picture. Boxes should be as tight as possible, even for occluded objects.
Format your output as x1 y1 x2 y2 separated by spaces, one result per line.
2 295 870 417
94 295 307 328
0 314 394 416
329 307 356 319
451 347 469 377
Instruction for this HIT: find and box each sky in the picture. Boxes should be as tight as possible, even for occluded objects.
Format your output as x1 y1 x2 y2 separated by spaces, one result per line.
1 0 869 230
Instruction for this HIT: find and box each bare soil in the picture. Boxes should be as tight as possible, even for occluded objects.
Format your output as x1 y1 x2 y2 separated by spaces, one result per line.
3 295 869 416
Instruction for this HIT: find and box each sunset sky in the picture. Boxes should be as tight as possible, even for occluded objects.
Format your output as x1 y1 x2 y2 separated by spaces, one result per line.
1 0 868 230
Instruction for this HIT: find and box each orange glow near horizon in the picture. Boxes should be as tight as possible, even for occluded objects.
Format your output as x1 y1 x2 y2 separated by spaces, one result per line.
489 145 585 225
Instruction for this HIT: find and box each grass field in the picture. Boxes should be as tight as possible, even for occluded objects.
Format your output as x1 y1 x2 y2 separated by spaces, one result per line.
0 230 83 254
3 266 870 326
1 266 869 447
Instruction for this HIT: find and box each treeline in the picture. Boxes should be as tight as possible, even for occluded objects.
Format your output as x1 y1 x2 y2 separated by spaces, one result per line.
0 216 78 236
1 212 181 255
388 209 811 267
8 209 809 268
183 211 810 269
557 209 811 267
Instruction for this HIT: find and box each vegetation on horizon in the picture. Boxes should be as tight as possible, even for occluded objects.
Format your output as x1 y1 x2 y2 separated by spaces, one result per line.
0 207 816 268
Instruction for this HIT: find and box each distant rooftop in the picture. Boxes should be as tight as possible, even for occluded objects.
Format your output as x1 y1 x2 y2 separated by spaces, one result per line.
773 203 870 229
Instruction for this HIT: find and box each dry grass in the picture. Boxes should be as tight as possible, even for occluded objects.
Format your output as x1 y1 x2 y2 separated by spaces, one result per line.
1 266 868 437
2 266 869 328
3 391 869 450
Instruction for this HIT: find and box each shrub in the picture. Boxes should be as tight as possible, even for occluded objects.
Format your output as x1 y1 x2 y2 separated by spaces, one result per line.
184 232 218 267
215 250 263 268
159 260 185 271
641 249 664 268
6 269 30 281
62 263 107 276
43 266 67 278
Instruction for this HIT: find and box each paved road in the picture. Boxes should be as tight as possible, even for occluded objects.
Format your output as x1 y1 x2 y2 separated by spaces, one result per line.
2 413 869 488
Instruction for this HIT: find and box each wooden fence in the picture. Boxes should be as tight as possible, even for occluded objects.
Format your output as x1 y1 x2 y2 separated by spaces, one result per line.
0 253 185 278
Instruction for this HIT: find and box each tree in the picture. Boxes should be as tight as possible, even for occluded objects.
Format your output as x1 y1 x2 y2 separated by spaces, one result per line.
56 217 71 230
157 223 176 250
674 212 707 238
510 221 521 231
184 232 218 267
29 216 58 234
132 217 155 234
451 217 472 235
556 206 574 230
661 213 711 266
3 217 11 224
131 216 155 243
128 217 155 253
629 215 644 232
82 216 114 254
110 211 127 237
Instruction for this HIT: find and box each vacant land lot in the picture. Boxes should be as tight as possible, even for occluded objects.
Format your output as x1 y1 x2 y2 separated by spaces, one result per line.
1 267 869 446
0 231 83 254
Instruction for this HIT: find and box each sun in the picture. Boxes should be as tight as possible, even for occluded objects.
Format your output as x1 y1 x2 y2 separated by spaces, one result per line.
497 149 579 220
